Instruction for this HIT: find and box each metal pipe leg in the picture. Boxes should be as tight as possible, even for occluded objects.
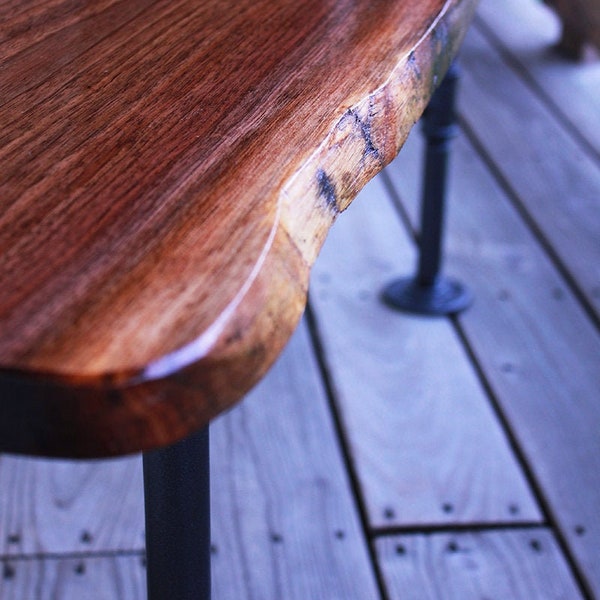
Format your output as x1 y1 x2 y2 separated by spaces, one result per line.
143 427 211 600
382 63 472 316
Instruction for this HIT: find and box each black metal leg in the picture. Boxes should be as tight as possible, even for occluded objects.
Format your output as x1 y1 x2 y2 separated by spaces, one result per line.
382 63 472 316
143 427 211 600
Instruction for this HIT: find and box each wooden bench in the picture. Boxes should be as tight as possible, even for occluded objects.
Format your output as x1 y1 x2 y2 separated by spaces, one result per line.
0 0 477 597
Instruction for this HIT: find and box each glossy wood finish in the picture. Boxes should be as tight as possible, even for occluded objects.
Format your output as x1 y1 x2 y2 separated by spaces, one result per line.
0 0 477 457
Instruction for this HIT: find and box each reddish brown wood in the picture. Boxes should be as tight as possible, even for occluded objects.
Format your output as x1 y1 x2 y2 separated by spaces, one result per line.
0 0 477 457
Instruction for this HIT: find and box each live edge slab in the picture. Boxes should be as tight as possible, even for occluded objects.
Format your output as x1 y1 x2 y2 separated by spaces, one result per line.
0 0 477 458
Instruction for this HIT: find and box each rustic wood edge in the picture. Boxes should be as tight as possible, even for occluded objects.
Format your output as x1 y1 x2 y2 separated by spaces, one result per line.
0 0 478 458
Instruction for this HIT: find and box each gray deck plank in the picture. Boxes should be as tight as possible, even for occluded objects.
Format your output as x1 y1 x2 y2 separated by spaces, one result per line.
0 555 146 600
309 175 540 530
475 0 600 159
386 122 600 595
376 529 583 599
0 455 144 556
458 24 600 323
210 319 380 600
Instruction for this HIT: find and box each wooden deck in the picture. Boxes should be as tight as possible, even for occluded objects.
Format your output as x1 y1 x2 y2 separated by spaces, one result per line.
1 0 598 597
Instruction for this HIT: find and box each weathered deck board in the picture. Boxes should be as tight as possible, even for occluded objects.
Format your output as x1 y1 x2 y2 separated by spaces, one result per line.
0 320 379 598
458 24 600 323
0 555 146 600
376 529 583 599
309 175 540 530
0 455 144 556
210 319 379 599
386 124 600 595
476 0 600 158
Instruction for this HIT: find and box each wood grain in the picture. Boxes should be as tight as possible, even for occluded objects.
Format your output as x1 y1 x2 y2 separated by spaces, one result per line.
0 555 146 600
211 320 379 599
309 175 540 528
0 454 143 556
376 529 583 599
0 0 477 457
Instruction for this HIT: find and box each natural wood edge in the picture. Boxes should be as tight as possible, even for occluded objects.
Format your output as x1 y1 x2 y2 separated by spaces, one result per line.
0 0 478 458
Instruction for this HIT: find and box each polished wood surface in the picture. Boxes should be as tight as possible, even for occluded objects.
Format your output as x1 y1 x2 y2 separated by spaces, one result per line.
0 0 477 457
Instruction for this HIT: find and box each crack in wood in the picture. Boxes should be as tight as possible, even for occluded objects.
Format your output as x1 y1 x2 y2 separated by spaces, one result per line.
347 107 381 162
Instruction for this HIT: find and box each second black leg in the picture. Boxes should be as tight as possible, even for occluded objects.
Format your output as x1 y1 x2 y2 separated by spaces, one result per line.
382 63 472 316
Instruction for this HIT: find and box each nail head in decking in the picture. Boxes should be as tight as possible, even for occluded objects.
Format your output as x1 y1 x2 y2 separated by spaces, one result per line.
80 530 93 544
530 539 542 553
2 562 15 580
